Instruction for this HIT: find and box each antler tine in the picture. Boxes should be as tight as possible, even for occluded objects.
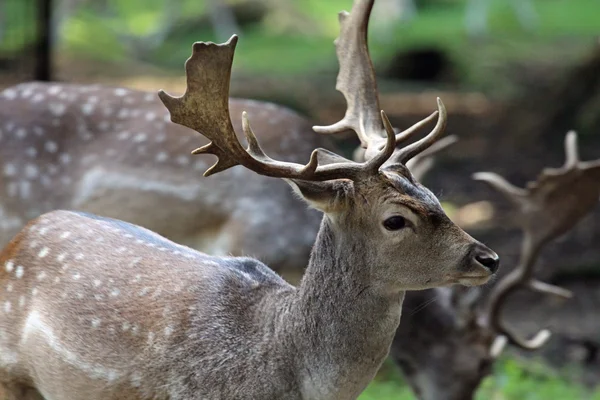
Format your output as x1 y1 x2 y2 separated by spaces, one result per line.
312 0 383 151
472 172 527 207
392 98 449 164
564 130 579 169
482 233 572 353
477 130 600 355
159 35 397 183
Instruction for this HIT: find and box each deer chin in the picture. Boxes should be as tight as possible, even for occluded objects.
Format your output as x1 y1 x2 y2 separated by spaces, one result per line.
456 274 492 287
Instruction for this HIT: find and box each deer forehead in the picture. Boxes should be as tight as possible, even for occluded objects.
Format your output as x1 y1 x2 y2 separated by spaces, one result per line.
362 172 444 216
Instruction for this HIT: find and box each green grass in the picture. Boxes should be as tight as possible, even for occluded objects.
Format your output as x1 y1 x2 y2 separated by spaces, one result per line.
358 356 600 400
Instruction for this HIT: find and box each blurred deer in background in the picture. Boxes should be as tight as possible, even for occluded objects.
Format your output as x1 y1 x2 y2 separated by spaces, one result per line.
0 81 331 282
0 12 500 396
392 130 600 400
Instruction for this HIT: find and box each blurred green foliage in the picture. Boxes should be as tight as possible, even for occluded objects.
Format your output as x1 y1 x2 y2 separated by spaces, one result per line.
48 0 599 81
360 356 600 399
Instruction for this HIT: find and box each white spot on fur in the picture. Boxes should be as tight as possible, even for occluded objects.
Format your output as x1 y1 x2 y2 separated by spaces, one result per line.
176 155 189 166
25 147 37 157
117 109 130 119
37 272 47 281
156 152 168 162
4 163 16 177
6 283 13 292
18 296 25 308
82 103 94 115
4 301 11 313
16 128 27 139
122 322 130 331
15 266 24 279
93 280 102 287
45 141 58 153
5 260 14 273
72 272 81 280
60 231 71 239
110 288 120 297
57 253 67 262
49 102 66 116
117 131 130 140
25 164 39 179
75 253 84 261
3 89 17 99
164 325 174 336
114 88 128 96
48 86 61 95
19 181 31 199
38 247 49 258
59 153 71 165
133 133 147 143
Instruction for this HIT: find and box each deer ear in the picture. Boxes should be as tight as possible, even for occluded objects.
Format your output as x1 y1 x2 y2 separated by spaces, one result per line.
285 179 352 213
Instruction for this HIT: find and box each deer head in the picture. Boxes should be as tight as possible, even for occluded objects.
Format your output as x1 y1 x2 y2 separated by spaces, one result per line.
393 130 600 400
158 31 498 291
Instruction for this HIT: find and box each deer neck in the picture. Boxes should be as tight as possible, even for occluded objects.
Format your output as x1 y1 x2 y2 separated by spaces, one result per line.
290 216 405 399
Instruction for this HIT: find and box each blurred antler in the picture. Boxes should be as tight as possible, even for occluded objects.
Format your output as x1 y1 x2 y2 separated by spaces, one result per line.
406 135 458 181
474 131 600 355
312 0 448 164
159 35 398 182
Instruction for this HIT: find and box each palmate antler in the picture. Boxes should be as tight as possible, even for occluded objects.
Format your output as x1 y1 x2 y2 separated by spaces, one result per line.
312 0 448 164
158 35 398 182
474 131 600 355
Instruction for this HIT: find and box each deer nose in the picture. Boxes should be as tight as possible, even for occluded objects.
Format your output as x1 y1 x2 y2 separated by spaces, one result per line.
474 249 500 273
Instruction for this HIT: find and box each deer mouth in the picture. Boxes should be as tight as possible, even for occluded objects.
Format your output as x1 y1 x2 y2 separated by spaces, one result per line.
456 274 492 286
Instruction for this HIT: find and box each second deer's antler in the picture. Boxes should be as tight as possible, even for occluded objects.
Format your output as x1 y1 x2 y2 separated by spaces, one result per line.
158 35 398 182
312 0 448 164
474 130 600 354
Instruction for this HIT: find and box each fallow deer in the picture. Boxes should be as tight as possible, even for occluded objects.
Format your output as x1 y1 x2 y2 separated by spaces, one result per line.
392 130 600 400
309 3 598 397
0 15 500 400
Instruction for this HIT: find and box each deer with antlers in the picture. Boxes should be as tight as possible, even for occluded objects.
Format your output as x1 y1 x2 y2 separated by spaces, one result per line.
0 5 500 398
309 1 600 397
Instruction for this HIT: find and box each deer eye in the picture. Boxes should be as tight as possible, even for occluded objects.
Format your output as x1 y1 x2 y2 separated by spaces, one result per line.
383 216 407 231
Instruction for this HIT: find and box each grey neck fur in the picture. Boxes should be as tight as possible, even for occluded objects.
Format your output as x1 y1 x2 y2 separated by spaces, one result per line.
290 217 405 399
